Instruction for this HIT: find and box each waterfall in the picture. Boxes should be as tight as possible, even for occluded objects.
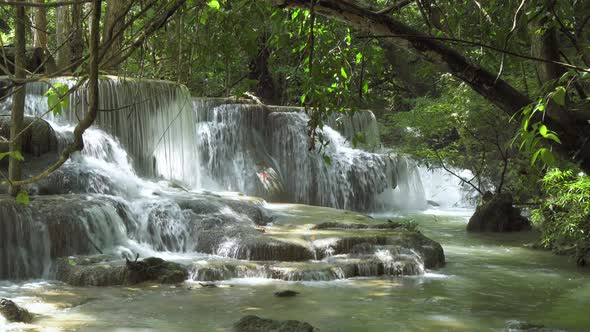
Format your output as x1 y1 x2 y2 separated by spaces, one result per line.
23 77 201 187
0 78 442 282
195 101 426 211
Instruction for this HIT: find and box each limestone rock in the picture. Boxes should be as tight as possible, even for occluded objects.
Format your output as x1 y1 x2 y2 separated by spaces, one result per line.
467 193 531 232
0 298 33 323
55 256 188 286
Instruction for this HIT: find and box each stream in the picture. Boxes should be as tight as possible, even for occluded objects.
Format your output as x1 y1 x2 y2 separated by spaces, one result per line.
1 207 589 332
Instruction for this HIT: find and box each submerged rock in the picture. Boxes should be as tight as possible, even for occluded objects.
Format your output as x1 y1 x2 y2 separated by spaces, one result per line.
312 221 401 230
274 290 299 297
0 298 33 323
505 320 560 331
234 315 315 332
467 193 531 232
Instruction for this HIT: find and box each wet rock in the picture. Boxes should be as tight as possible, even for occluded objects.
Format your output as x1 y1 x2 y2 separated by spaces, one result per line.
505 320 559 331
55 255 188 286
126 257 188 284
0 298 33 323
0 195 132 279
234 315 315 332
467 193 531 232
0 116 59 171
312 221 401 230
426 200 440 207
274 290 299 297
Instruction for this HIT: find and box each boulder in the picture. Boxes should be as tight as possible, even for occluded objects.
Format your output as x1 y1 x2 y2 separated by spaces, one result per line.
234 315 315 332
0 116 59 158
467 192 531 232
0 298 33 323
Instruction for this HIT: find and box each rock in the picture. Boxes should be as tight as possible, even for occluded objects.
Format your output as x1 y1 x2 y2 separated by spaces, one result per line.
234 315 315 332
55 255 188 286
312 222 401 230
426 200 440 207
0 116 59 158
467 193 531 232
505 320 559 331
274 290 299 297
0 115 59 181
0 298 33 323
126 256 188 284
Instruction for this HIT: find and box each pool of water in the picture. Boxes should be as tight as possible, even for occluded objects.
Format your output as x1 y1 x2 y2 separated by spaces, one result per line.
1 207 589 331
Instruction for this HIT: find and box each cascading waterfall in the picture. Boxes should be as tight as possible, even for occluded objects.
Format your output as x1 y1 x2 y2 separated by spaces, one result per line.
0 77 445 281
23 77 201 187
194 101 427 211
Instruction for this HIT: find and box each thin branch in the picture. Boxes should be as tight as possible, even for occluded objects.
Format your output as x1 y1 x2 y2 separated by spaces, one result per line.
434 150 484 195
376 0 412 14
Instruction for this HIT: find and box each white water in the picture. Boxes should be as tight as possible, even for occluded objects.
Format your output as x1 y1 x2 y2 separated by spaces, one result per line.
0 77 470 281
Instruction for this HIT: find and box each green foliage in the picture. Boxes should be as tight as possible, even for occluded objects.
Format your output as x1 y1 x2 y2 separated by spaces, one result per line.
532 169 590 254
384 75 540 201
400 218 420 232
0 151 24 162
44 83 70 116
16 190 29 205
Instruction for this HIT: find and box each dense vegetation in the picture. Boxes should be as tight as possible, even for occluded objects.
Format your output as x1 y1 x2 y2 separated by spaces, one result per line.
1 0 590 263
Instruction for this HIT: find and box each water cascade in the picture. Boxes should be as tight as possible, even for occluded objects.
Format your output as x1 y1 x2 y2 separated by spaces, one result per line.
194 99 426 211
0 77 445 282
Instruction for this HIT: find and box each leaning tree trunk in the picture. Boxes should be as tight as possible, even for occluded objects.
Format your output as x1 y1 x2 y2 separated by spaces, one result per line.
9 0 26 196
272 0 590 173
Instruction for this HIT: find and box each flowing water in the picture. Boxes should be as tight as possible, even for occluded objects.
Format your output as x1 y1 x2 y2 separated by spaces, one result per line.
1 77 588 331
1 209 589 331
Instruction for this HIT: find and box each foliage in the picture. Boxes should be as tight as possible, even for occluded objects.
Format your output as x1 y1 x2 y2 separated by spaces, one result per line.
532 169 590 255
400 218 420 233
384 74 541 202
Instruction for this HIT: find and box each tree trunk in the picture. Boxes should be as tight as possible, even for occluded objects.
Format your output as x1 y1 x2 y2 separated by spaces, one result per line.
55 0 71 72
32 0 47 50
249 32 280 104
70 1 84 65
9 0 26 196
102 0 129 72
272 0 590 173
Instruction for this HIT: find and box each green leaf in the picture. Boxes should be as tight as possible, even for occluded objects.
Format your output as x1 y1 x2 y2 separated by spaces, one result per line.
322 155 332 166
539 124 548 137
68 258 77 266
552 86 566 106
0 151 25 161
340 67 348 79
356 52 363 64
16 190 29 205
544 133 561 144
362 81 369 94
531 148 544 166
207 0 220 10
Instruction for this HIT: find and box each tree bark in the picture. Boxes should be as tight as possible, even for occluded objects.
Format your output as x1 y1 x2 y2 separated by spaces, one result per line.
70 1 84 65
272 0 590 173
8 0 26 196
55 0 71 72
32 0 47 49
101 0 129 72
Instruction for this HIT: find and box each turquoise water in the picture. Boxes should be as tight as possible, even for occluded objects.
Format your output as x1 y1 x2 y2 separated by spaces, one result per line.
1 207 589 331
